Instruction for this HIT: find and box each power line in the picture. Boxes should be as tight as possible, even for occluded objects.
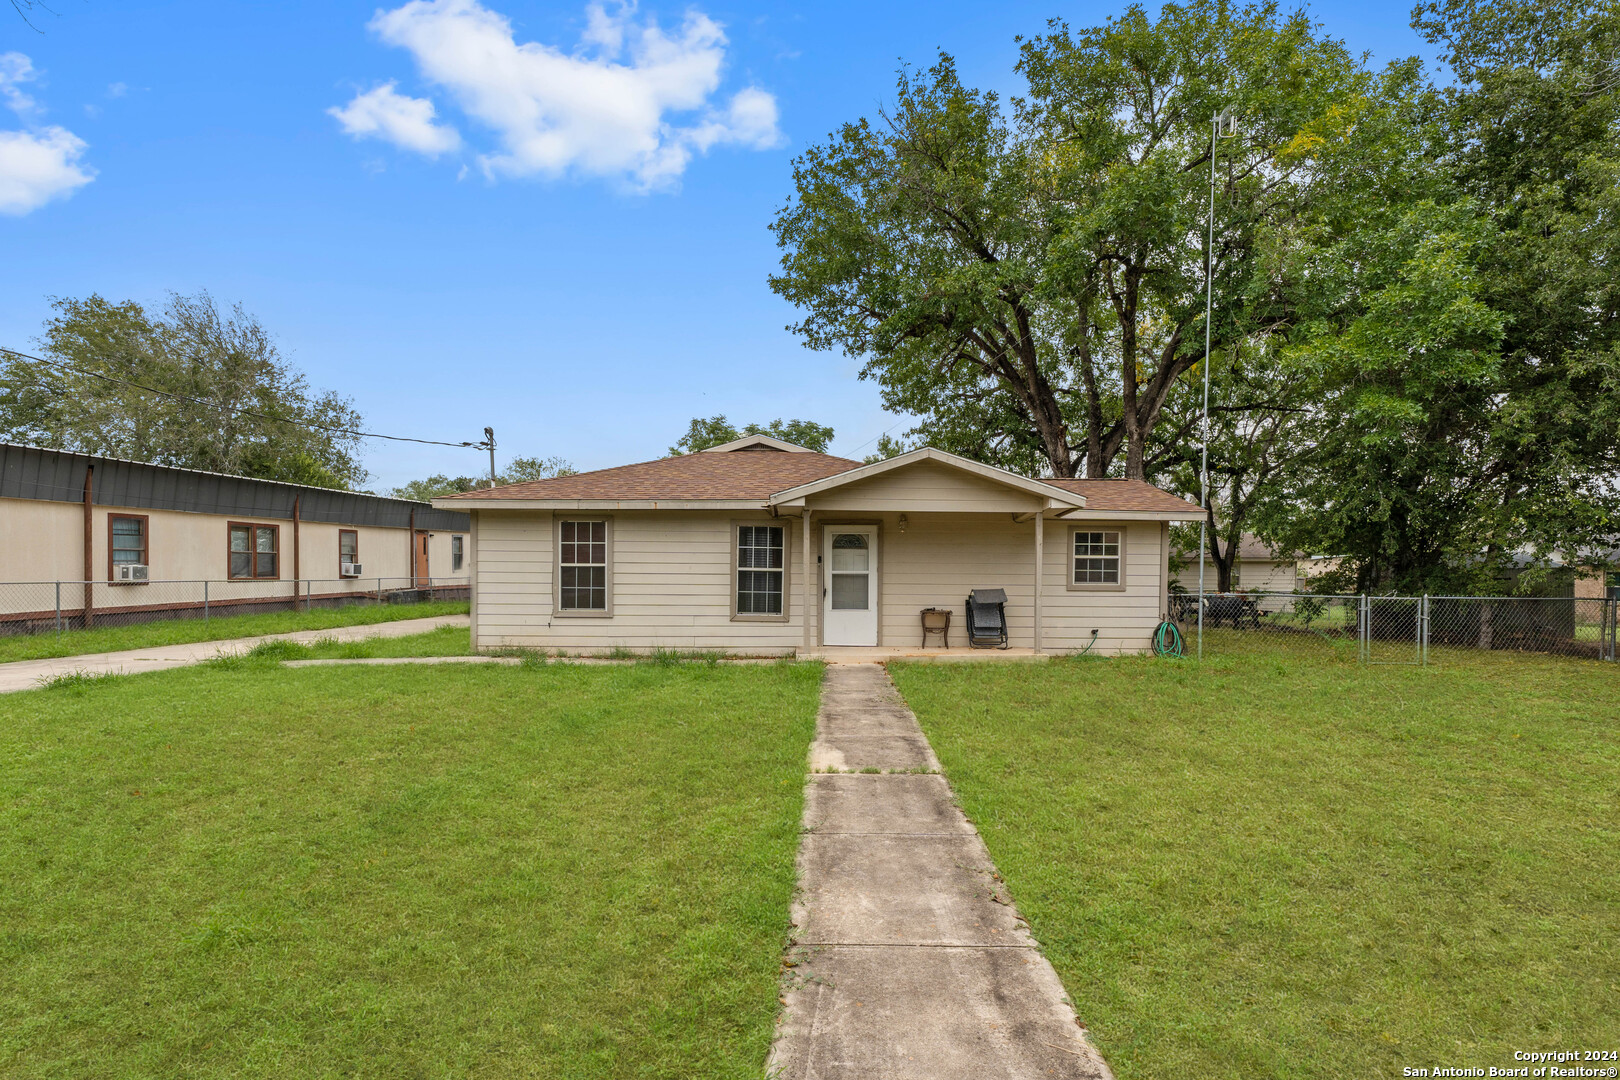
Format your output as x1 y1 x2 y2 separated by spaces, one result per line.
0 346 492 451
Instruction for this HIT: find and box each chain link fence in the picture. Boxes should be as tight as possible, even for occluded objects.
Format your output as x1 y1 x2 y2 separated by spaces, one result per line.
1172 591 1618 663
0 577 471 637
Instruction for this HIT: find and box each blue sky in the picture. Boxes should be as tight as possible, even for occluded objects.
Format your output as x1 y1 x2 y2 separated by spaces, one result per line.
0 0 1432 492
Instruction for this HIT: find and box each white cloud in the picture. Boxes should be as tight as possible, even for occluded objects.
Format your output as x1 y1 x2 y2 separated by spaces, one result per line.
1 52 40 117
329 81 462 156
0 53 94 215
106 82 128 98
0 126 95 214
352 0 780 189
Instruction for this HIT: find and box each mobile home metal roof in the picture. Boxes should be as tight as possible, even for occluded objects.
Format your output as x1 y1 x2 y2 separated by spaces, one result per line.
0 443 470 531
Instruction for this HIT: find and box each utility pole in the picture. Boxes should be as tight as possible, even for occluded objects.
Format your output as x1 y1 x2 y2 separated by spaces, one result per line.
484 426 496 488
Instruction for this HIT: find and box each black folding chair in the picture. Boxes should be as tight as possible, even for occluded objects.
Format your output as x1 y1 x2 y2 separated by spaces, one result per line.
965 588 1010 649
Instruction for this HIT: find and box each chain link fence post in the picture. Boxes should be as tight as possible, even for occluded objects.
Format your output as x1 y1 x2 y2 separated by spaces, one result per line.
55 581 61 635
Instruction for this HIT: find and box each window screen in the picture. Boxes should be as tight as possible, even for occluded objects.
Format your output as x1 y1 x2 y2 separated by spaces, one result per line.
1072 530 1121 584
451 535 464 572
230 524 279 579
559 520 607 611
737 525 784 615
110 516 146 569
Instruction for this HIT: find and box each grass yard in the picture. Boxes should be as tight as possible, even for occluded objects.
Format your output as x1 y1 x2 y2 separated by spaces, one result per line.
890 646 1620 1080
0 656 819 1078
0 600 469 664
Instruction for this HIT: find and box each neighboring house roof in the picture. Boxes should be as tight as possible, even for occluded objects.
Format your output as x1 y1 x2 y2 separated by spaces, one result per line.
0 441 470 531
439 441 1202 519
1183 532 1296 562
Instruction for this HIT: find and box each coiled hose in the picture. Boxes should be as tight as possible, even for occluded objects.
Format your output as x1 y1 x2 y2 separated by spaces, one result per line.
1152 619 1185 658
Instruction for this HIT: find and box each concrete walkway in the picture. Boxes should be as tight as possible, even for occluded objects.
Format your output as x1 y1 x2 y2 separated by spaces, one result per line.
0 614 469 693
768 664 1113 1079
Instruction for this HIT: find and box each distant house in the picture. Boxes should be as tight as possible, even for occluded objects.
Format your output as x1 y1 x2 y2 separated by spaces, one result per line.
433 436 1203 655
0 443 470 630
1172 532 1299 594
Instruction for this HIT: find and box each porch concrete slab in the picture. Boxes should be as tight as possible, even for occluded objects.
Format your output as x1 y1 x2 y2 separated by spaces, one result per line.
792 833 1032 947
804 773 974 836
806 646 1047 664
809 734 939 774
768 944 1113 1080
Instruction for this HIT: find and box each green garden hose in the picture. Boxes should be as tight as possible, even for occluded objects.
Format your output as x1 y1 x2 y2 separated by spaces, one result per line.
1153 619 1185 658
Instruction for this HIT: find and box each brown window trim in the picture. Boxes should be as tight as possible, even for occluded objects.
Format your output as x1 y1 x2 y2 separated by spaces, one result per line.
338 529 359 575
227 520 282 581
1066 524 1128 592
107 513 150 583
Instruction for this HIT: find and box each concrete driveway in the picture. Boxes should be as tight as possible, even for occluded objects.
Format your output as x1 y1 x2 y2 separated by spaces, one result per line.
0 614 469 693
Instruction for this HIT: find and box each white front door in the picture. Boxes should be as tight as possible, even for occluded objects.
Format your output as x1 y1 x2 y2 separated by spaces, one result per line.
823 527 878 646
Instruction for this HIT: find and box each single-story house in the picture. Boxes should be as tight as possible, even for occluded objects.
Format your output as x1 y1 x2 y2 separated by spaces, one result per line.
433 435 1203 655
1172 532 1300 594
0 442 470 631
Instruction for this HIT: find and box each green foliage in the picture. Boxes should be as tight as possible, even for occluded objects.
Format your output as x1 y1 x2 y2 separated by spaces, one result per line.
770 3 1388 479
861 432 916 465
667 415 835 454
893 649 1620 1077
389 455 576 500
0 292 367 489
1253 0 1620 590
0 661 819 1076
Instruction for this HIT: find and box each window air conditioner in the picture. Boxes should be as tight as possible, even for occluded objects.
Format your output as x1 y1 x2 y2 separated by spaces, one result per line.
341 563 363 578
115 563 149 582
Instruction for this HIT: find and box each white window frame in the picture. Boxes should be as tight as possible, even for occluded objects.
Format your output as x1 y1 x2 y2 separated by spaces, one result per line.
1067 526 1126 591
554 517 612 617
450 534 464 572
731 520 790 623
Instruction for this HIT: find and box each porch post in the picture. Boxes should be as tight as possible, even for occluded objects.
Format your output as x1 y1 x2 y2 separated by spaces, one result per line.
1033 510 1044 654
802 509 813 652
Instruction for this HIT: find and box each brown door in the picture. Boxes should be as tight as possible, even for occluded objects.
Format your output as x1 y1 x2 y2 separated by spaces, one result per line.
414 531 430 587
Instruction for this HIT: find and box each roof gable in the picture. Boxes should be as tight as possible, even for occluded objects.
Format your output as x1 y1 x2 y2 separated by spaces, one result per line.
768 448 1086 509
699 433 815 453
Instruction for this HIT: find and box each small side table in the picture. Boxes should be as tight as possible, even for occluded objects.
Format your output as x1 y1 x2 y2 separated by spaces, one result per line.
920 607 951 648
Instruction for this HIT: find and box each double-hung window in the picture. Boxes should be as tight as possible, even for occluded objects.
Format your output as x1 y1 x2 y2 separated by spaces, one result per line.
735 524 786 618
451 535 464 572
558 520 608 613
229 522 280 580
109 514 148 579
339 530 360 574
1070 529 1123 587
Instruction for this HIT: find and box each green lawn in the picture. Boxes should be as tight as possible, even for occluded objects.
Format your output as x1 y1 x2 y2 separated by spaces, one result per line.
0 657 819 1078
0 600 469 664
890 647 1620 1080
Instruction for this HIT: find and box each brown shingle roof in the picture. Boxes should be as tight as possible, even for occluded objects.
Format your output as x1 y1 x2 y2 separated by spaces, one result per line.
442 448 1200 513
1040 478 1203 514
442 449 864 501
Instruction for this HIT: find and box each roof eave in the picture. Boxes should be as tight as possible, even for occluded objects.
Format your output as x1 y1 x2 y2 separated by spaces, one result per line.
431 498 774 511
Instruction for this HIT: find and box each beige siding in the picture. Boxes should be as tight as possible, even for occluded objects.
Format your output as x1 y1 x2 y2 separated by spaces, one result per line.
470 507 1168 655
0 495 468 617
1041 519 1166 653
803 459 1044 514
473 509 806 653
